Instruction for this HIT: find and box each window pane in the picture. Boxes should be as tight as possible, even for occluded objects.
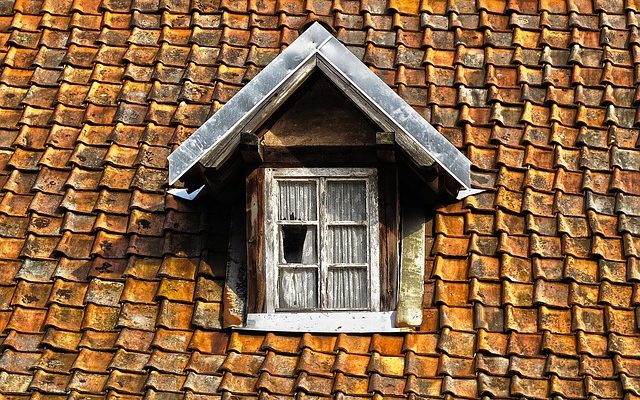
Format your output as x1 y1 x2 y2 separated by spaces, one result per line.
327 225 367 264
279 268 317 309
328 267 368 309
280 225 317 264
278 180 317 221
326 180 366 221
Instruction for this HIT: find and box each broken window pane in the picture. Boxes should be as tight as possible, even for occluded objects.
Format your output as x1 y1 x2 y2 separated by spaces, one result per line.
327 225 367 264
279 267 317 309
326 180 366 221
278 180 317 221
328 267 368 309
280 225 317 264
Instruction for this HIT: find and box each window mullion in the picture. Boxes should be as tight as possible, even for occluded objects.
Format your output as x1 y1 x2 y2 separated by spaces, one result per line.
368 174 380 311
266 170 278 312
364 177 370 309
319 177 328 310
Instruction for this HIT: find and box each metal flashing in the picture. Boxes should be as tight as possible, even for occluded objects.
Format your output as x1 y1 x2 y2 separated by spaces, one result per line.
167 185 205 200
168 22 472 192
456 188 486 200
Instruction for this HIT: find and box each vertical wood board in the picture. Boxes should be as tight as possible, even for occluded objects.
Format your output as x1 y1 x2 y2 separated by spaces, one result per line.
223 206 247 327
395 203 425 327
246 168 266 313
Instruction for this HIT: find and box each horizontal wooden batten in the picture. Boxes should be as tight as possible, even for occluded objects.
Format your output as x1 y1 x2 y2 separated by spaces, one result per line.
260 145 379 166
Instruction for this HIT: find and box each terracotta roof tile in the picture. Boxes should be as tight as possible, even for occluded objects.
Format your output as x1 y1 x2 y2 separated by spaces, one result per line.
61 212 96 233
478 373 509 397
6 306 47 333
0 349 40 374
182 371 222 394
219 352 263 377
217 371 256 394
11 281 49 308
79 330 119 351
3 330 45 352
70 348 112 374
0 1 639 396
438 354 474 378
147 349 190 374
184 351 223 375
108 349 149 372
83 278 123 306
104 369 146 394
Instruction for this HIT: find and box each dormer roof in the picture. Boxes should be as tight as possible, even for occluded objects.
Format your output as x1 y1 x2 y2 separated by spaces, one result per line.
168 22 474 197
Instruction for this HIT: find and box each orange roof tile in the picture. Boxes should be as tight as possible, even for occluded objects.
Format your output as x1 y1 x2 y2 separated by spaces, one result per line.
0 0 638 397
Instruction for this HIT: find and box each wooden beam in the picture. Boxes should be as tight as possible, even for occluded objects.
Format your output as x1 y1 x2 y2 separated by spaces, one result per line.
376 131 395 163
396 153 442 207
240 132 263 164
438 172 461 201
261 145 378 166
201 153 244 198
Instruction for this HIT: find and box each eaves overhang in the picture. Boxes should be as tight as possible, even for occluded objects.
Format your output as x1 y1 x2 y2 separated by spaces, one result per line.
168 22 473 193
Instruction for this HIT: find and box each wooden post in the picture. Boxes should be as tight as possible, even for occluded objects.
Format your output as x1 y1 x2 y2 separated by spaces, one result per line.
240 132 263 164
395 202 425 327
377 132 399 311
245 167 265 313
222 205 247 327
378 165 399 311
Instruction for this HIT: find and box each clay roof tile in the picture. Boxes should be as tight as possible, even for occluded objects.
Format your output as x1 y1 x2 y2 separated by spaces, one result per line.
145 371 186 392
104 369 147 393
0 349 40 374
0 1 639 395
258 351 297 377
120 278 159 304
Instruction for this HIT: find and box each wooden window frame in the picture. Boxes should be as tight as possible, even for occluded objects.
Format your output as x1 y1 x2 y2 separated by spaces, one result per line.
263 167 380 313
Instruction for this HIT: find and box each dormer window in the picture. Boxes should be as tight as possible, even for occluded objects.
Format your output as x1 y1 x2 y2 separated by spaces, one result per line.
264 168 379 312
167 23 477 332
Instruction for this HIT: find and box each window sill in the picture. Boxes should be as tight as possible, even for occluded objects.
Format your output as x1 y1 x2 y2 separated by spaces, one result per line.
239 311 410 333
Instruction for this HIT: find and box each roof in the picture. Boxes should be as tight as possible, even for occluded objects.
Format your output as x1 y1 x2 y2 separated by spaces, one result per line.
0 0 638 398
168 22 473 193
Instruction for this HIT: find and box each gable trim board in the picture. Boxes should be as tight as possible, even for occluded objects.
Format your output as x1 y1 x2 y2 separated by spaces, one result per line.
168 22 475 199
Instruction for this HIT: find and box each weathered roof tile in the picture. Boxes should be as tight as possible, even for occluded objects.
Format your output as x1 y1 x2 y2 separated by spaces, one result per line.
0 1 638 397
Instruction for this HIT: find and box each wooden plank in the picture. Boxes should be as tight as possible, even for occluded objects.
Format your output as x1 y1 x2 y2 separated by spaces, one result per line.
240 132 263 164
222 205 247 327
258 73 378 148
245 168 265 313
377 133 398 311
261 146 378 166
395 202 425 327
263 168 278 312
376 131 395 163
244 311 408 333
378 163 399 311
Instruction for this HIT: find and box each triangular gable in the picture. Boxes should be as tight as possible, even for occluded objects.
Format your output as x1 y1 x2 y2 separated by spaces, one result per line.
168 22 474 196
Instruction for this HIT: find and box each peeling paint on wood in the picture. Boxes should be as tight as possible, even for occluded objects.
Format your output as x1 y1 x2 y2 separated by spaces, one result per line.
223 207 246 328
395 203 425 327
